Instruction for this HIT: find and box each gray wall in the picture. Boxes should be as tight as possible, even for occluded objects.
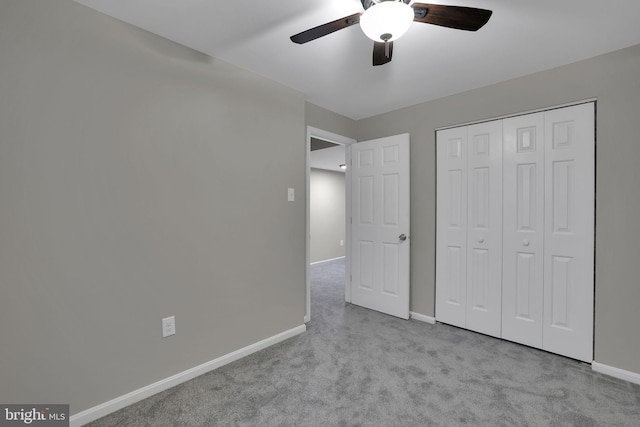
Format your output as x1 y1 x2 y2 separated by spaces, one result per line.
0 0 306 414
305 102 358 141
354 44 640 375
310 169 345 263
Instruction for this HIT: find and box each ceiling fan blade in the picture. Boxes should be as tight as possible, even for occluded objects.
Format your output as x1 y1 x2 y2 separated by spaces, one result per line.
290 13 362 44
373 41 393 66
411 3 492 31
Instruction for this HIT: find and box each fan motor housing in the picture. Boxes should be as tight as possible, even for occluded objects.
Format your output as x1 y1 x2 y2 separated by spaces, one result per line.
361 0 412 11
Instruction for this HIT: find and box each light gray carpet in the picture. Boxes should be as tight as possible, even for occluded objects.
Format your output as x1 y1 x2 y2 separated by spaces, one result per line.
88 258 640 426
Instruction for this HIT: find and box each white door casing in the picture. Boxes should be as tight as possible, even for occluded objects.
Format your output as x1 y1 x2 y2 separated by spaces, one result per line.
305 127 356 323
542 103 595 362
351 134 410 319
502 112 545 348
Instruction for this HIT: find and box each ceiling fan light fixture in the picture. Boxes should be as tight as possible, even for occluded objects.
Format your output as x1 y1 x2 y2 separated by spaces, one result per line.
360 1 414 42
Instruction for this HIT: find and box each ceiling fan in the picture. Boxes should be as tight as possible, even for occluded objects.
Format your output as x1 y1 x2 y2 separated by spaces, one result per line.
290 0 492 66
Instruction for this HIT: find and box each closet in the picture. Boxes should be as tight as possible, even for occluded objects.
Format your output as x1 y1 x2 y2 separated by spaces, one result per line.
435 102 595 362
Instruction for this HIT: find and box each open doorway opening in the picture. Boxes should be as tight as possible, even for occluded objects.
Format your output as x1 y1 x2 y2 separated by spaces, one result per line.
310 139 346 263
305 127 355 323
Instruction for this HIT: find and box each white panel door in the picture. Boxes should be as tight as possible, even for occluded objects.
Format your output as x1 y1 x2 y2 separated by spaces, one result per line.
351 134 410 319
542 103 595 362
502 112 545 348
465 121 503 337
436 127 468 327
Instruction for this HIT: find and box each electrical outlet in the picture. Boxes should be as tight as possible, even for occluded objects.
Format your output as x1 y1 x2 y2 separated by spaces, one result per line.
162 316 176 338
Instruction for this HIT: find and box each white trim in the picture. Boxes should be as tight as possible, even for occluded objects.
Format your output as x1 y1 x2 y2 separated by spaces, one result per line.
306 127 356 323
310 256 346 266
344 144 353 304
307 127 356 146
70 324 306 427
435 98 597 131
410 312 436 324
592 361 640 386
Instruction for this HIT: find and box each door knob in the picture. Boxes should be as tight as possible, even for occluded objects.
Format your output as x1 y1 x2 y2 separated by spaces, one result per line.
478 238 485 244
399 234 407 242
523 239 530 246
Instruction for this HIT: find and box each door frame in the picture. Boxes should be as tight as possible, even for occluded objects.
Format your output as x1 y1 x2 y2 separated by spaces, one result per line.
305 126 356 323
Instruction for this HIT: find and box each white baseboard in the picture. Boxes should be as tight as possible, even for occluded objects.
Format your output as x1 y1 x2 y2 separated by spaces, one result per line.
70 324 306 427
310 256 345 266
592 361 640 386
410 312 436 324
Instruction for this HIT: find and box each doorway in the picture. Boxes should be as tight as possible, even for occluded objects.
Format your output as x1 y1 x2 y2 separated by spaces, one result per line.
305 127 355 322
309 142 346 264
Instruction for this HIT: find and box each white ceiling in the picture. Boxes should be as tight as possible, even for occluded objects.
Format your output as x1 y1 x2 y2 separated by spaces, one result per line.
75 0 640 120
310 145 346 173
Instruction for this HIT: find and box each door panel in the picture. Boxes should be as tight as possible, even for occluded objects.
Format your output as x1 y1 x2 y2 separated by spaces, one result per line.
351 134 410 319
515 251 537 320
502 112 544 348
543 103 594 362
358 176 374 224
382 243 399 295
446 245 464 304
449 170 464 227
383 174 399 225
516 163 538 231
436 127 468 327
358 241 374 290
465 121 503 337
468 248 489 309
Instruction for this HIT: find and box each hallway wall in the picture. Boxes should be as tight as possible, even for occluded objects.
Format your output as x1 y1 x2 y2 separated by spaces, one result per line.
310 168 345 263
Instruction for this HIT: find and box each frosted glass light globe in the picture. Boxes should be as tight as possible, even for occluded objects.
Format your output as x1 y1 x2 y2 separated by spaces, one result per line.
360 1 414 42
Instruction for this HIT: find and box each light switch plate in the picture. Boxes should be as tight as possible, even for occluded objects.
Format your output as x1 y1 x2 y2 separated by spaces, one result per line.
162 316 176 338
287 188 295 202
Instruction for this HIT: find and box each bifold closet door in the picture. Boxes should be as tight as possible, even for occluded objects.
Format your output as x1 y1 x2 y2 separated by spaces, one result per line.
502 112 545 348
465 121 503 337
542 103 594 362
436 126 468 328
438 103 594 362
436 121 503 337
502 103 594 362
